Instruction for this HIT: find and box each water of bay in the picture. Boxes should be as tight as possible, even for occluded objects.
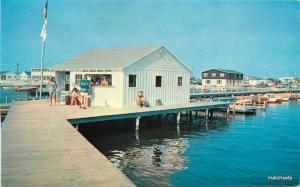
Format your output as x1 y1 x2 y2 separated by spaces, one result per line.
80 101 300 186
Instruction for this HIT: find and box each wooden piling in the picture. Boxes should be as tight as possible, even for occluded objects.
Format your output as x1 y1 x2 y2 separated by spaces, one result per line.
176 112 181 124
205 109 209 119
135 116 140 130
226 107 230 118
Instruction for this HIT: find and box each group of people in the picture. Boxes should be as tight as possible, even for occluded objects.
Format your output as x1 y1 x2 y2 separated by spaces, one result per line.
71 76 92 109
47 75 148 108
47 75 92 109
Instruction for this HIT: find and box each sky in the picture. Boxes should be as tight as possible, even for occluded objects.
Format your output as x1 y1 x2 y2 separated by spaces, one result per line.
2 0 300 78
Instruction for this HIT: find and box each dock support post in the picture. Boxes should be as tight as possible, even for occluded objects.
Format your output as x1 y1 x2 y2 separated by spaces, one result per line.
232 104 236 115
135 128 140 142
177 123 180 137
189 111 193 122
209 110 213 118
195 111 198 118
205 109 209 119
226 107 230 118
136 116 140 130
75 125 79 131
176 112 181 124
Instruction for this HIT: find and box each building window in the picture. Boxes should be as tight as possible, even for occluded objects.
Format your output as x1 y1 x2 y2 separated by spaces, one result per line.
156 76 162 87
217 80 221 84
129 75 136 87
75 74 82 85
206 80 210 84
212 73 216 77
220 73 225 78
203 73 208 78
178 77 183 86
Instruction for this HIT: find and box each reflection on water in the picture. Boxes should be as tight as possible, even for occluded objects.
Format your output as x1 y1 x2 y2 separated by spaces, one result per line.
79 101 300 186
80 116 230 187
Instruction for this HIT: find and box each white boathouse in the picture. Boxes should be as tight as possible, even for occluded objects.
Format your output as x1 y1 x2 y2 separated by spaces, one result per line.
53 46 192 108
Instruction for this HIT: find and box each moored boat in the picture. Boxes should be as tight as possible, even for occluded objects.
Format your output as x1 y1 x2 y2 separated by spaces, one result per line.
265 94 282 103
290 94 300 100
282 97 289 102
15 86 38 92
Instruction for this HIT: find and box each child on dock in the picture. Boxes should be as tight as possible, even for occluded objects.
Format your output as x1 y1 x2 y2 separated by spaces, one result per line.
47 77 57 106
70 87 80 106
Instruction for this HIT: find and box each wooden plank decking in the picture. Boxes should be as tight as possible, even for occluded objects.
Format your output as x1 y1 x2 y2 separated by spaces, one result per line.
1 100 228 186
55 101 228 124
1 101 135 187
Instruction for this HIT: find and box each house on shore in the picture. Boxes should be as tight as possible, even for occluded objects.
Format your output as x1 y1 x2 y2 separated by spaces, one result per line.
0 71 18 81
31 68 55 83
52 45 192 108
201 69 244 88
243 76 265 87
19 71 31 82
279 77 295 84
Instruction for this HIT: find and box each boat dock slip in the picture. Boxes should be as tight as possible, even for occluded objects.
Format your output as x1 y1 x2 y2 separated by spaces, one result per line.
2 101 135 187
2 100 228 186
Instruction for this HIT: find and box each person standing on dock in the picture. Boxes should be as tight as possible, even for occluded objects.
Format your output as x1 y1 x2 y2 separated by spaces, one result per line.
47 77 57 106
80 76 92 109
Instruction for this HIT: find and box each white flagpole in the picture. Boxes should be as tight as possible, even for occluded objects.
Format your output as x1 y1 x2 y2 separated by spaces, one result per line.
39 40 45 100
39 0 47 100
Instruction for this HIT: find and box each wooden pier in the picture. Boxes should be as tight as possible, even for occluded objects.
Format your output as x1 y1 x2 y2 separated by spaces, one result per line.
1 101 135 187
190 88 300 98
60 101 229 126
1 100 228 186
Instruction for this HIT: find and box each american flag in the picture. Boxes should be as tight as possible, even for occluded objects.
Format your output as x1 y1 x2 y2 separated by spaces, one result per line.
40 0 48 42
43 0 48 19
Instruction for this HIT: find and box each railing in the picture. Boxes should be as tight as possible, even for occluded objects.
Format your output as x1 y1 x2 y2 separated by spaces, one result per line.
190 87 300 95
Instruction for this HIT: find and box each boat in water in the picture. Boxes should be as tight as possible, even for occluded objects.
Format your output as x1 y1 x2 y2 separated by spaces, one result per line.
290 93 300 100
212 97 236 103
1 86 14 90
265 94 282 103
15 86 38 92
229 104 256 114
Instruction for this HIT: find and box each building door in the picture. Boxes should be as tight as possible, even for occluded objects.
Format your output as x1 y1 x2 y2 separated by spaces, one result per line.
65 71 70 91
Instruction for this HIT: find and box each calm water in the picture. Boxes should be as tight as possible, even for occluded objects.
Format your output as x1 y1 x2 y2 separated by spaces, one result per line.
80 101 300 186
0 88 30 104
0 88 50 104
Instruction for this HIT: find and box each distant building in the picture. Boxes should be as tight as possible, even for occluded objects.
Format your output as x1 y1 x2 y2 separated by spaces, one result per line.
31 68 55 82
19 71 31 82
201 69 244 88
266 78 280 87
279 77 294 84
243 76 265 87
0 71 18 81
53 45 192 108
